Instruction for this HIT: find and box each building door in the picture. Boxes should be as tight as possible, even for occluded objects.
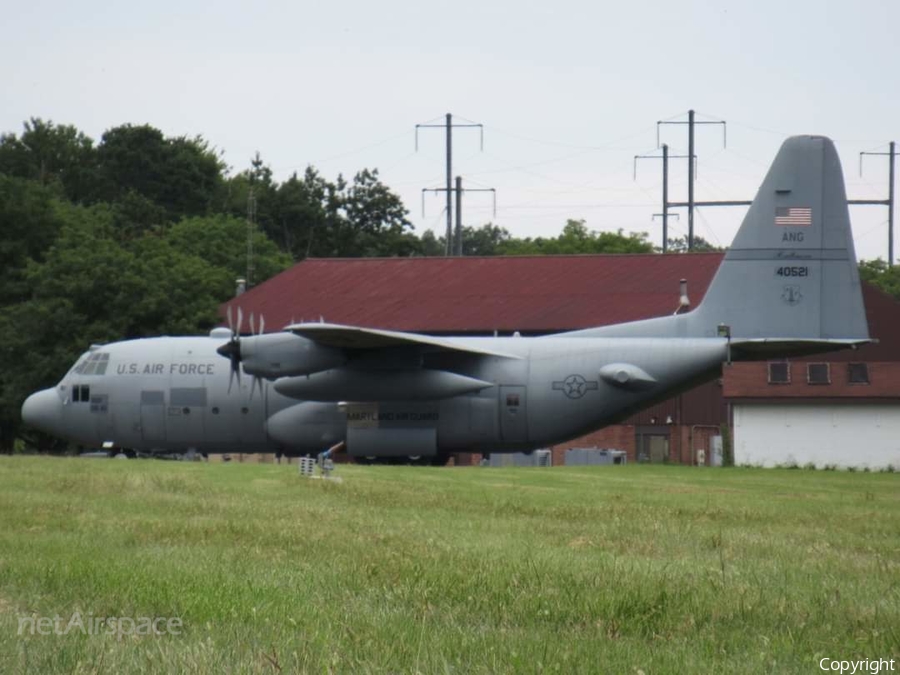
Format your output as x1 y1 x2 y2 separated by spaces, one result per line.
140 390 166 445
499 386 528 443
636 426 671 463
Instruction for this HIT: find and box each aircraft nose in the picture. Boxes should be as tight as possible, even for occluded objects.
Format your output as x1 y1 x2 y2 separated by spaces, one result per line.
21 388 62 434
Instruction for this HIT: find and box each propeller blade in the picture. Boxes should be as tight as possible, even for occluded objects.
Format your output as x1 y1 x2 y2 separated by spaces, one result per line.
227 305 233 332
249 375 262 401
237 307 243 334
249 312 256 336
259 314 265 335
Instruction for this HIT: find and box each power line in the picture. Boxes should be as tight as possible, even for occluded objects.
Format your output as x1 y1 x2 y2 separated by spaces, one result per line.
634 145 695 253
657 109 727 250
860 142 897 265
422 177 496 255
416 114 484 255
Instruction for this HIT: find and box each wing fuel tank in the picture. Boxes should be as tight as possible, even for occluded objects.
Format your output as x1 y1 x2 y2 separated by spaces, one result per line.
274 369 494 402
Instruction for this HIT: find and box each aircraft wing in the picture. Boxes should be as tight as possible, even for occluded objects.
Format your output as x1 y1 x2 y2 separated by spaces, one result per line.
285 322 522 359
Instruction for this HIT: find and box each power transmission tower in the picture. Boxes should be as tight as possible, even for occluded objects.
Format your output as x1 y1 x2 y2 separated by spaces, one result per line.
657 110 726 250
649 115 895 260
634 144 694 252
860 142 897 265
422 177 496 255
416 114 484 255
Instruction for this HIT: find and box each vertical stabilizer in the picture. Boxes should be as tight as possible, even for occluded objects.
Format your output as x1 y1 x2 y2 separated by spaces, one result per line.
692 135 868 340
561 135 870 345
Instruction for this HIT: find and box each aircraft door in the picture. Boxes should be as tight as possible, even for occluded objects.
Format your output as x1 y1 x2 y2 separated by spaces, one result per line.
140 390 166 445
499 385 528 443
167 388 207 449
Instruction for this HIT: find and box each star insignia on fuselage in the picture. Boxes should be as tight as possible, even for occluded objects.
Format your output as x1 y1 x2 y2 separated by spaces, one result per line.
552 374 599 399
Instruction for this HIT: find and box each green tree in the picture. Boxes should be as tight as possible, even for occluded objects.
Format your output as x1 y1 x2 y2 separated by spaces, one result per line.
0 118 99 203
422 223 513 257
0 175 68 303
858 259 900 299
498 220 654 255
165 214 292 291
664 234 723 253
96 124 225 222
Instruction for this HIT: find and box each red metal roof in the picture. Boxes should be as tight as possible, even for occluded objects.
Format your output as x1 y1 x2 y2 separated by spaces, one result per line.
221 253 725 334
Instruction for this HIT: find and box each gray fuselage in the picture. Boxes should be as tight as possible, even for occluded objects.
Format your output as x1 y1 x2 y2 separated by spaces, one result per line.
23 332 728 456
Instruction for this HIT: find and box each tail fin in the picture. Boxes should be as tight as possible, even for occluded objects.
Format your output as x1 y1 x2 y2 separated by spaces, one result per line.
692 135 869 341
562 135 870 347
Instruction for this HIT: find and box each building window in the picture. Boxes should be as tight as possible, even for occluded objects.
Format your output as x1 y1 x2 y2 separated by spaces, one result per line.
768 362 790 384
848 362 870 384
807 363 830 385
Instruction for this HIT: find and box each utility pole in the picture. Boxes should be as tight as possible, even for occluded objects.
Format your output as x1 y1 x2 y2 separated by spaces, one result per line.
657 110 726 250
421 178 496 256
634 144 692 252
455 176 462 256
416 114 484 255
860 142 897 265
246 188 256 288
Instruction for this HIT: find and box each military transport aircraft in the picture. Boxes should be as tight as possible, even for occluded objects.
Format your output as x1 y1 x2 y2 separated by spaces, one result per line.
21 136 870 462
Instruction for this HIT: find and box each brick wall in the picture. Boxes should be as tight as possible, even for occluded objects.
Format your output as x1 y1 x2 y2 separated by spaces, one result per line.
724 361 900 399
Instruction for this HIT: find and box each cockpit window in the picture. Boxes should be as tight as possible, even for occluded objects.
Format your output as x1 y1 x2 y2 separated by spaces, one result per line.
75 352 110 376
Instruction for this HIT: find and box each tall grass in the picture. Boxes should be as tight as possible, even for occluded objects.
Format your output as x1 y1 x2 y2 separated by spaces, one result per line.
1 457 898 673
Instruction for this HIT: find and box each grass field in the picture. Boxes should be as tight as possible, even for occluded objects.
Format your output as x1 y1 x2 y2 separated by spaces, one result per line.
0 457 898 674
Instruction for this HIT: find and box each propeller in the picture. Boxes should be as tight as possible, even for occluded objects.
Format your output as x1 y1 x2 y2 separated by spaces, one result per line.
217 306 268 397
248 312 265 401
218 305 244 393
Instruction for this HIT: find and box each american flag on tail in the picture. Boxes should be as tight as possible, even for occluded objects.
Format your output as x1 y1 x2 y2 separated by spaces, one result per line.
775 206 812 226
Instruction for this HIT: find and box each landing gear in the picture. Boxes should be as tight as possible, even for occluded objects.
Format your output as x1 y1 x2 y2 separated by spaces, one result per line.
354 453 451 466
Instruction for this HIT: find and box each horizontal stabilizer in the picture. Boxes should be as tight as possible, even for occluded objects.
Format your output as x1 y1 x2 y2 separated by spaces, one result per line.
730 338 874 360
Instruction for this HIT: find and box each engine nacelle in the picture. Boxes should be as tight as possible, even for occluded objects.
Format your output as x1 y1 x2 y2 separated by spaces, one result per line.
273 368 493 402
265 401 346 450
240 333 346 379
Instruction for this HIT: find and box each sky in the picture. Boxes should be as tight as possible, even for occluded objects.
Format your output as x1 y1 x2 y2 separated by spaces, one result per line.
3 0 899 261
